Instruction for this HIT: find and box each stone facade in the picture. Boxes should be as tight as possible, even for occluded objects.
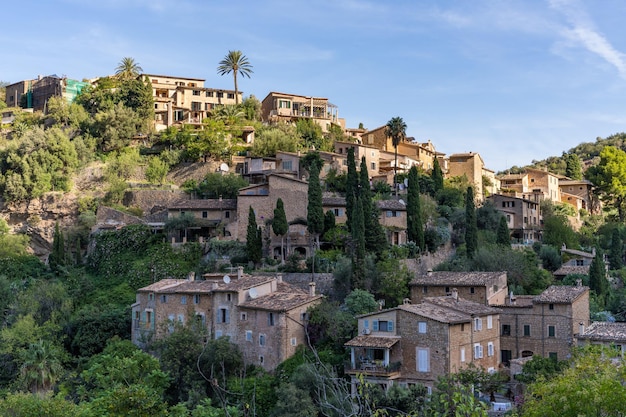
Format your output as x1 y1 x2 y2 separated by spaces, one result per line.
131 270 322 371
410 271 508 306
486 194 542 244
446 152 485 202
260 92 343 132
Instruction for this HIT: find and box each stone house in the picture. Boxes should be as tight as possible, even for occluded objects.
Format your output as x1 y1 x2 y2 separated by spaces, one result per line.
497 168 561 204
345 294 500 393
497 284 590 364
335 141 382 180
558 179 597 215
409 271 509 306
167 198 237 242
552 245 595 280
131 268 322 371
446 152 487 202
260 92 344 133
486 194 542 244
577 322 626 356
142 74 241 131
5 75 88 112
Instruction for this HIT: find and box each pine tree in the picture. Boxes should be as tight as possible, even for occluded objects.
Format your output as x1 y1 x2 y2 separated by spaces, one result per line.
565 153 583 180
345 147 357 229
589 248 608 305
608 228 623 270
246 206 262 265
307 162 324 249
49 222 66 274
465 186 478 259
431 158 444 196
407 166 425 251
272 198 288 264
496 216 510 246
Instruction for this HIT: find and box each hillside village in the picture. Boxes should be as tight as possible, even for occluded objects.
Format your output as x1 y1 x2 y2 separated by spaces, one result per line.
1 61 626 415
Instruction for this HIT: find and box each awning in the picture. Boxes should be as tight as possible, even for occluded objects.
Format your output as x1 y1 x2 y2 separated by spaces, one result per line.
345 335 400 349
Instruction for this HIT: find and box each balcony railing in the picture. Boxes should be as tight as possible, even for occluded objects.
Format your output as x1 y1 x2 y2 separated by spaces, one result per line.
345 360 402 376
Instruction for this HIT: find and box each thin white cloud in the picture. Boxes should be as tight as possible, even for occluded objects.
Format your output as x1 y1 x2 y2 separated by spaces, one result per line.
549 0 626 79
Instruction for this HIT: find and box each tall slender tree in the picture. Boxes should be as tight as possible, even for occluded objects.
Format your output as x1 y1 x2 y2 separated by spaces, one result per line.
465 186 478 258
385 117 407 196
49 222 66 274
351 197 366 288
496 216 510 246
609 228 623 270
431 158 444 196
246 206 262 265
407 166 425 251
360 156 388 257
589 248 608 305
217 50 253 105
115 57 143 80
272 198 288 264
345 147 358 229
307 163 324 250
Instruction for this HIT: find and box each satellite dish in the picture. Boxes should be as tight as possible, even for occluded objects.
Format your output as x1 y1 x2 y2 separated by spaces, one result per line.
223 275 231 284
398 199 405 205
220 163 229 172
249 288 258 299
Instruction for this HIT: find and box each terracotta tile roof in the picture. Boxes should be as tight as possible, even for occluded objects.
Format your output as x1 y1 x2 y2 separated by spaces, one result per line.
377 200 407 210
158 280 220 294
345 335 400 348
495 295 535 308
579 322 626 342
397 303 470 324
553 265 589 277
322 196 346 206
561 248 594 258
534 285 588 304
212 276 276 292
240 292 322 312
423 296 501 316
138 279 186 292
168 199 237 210
410 271 506 286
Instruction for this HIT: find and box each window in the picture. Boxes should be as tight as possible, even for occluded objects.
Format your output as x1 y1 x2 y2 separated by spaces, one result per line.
373 320 394 332
333 208 343 217
246 330 252 342
259 334 266 346
282 160 293 170
218 308 230 324
549 303 554 310
470 287 475 294
423 286 428 294
181 295 187 305
474 343 483 359
371 162 376 170
301 312 309 321
501 324 511 336
461 323 465 331
191 101 202 111
474 318 482 331
291 337 297 346
202 211 208 218
460 348 466 362
386 211 398 217
215 330 222 338
241 312 247 321
146 311 152 328
259 355 264 364
195 313 205 327
523 324 531 336
177 314 184 323
278 100 291 109
149 293 154 301
193 90 200 96
488 342 494 357
445 286 450 293
194 294 200 304
549 352 558 360
363 319 369 329
487 315 493 329
268 312 275 326
161 295 168 303
418 321 427 333
227 93 234 99
417 348 429 372
227 294 232 302
225 211 230 219
548 325 556 337
217 92 223 98
206 91 214 97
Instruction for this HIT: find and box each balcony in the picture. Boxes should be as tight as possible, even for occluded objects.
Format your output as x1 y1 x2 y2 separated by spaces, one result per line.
345 359 402 377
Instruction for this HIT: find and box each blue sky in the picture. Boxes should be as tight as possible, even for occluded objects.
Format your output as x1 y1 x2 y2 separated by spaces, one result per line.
3 0 626 172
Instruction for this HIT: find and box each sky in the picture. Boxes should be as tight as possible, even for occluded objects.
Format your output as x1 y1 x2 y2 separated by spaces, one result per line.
3 0 626 172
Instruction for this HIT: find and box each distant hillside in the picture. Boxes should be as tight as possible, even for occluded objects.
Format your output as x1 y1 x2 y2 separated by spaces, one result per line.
498 132 626 176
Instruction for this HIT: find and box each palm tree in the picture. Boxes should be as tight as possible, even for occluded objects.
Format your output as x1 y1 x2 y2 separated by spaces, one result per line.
115 57 143 80
19 340 64 395
217 50 253 105
385 116 407 196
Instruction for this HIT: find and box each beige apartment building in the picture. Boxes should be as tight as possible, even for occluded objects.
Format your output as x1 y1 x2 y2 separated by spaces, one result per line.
261 92 343 133
142 74 241 131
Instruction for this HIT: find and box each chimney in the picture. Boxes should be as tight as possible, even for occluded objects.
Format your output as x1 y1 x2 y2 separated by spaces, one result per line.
579 322 585 335
276 274 283 283
187 271 195 281
212 282 219 290
237 266 243 280
576 279 582 287
309 282 316 296
403 298 411 305
427 269 433 277
451 288 458 302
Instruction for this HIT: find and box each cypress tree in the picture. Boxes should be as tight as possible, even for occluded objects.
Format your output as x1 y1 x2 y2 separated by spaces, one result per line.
49 222 66 274
431 158 444 196
496 216 510 246
589 248 608 304
465 186 478 259
359 156 388 257
272 198 288 264
246 206 261 265
407 166 425 251
609 228 623 270
351 197 366 288
307 162 324 249
324 210 336 234
345 147 358 229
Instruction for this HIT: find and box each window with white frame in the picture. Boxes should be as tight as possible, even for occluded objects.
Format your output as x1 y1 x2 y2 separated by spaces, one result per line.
416 348 429 372
246 330 252 342
418 321 427 333
181 295 187 305
460 348 466 362
290 337 297 346
488 342 494 357
373 320 394 332
487 315 493 329
474 343 483 359
474 317 482 331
